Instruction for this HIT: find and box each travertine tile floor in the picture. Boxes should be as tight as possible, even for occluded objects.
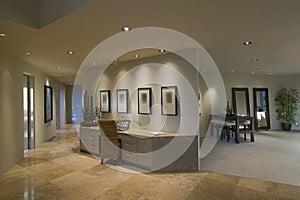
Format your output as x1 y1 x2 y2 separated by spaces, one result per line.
1 125 300 200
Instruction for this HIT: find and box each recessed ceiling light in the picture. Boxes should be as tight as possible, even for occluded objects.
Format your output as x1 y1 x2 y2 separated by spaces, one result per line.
133 54 140 58
231 70 235 73
0 33 5 37
26 52 31 55
268 72 272 75
121 26 132 32
57 74 61 77
56 67 62 70
67 51 74 55
159 49 166 53
251 72 255 75
243 41 252 45
92 62 96 66
251 58 258 62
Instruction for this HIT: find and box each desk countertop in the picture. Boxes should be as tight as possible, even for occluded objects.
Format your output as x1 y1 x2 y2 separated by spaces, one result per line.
118 128 196 138
80 126 197 138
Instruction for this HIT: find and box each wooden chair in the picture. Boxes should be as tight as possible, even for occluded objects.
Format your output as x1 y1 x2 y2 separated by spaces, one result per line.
98 119 121 164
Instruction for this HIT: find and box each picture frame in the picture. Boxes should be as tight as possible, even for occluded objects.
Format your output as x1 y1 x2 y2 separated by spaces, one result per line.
117 89 129 113
138 88 152 115
44 85 53 123
161 86 178 116
100 90 110 113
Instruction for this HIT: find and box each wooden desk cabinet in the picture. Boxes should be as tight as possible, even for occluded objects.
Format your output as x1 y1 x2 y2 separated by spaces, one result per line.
120 133 198 172
79 126 100 155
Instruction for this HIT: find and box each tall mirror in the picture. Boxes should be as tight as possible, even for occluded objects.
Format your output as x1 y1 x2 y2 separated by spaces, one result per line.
253 88 270 130
232 88 250 116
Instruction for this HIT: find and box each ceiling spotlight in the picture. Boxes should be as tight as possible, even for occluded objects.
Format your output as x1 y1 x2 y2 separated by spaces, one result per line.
159 49 166 53
251 58 258 62
231 70 235 73
133 54 140 58
268 72 272 75
251 72 255 75
0 33 5 37
92 62 96 66
243 41 252 45
26 52 31 55
56 67 62 70
67 51 74 55
121 26 132 32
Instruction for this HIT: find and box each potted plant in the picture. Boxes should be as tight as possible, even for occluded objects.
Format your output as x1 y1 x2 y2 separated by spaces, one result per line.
225 100 233 116
80 106 99 126
275 88 300 131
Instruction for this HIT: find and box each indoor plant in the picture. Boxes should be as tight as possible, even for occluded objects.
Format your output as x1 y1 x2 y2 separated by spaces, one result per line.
80 106 99 126
275 87 300 131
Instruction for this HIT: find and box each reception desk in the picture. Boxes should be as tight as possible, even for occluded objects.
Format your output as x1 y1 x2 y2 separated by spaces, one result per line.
79 126 198 172
119 129 198 172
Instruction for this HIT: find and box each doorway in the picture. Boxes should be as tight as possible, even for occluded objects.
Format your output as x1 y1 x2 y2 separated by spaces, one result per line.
23 74 35 150
253 88 270 130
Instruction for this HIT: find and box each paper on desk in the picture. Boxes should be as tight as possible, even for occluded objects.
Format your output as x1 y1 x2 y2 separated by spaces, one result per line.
148 131 164 135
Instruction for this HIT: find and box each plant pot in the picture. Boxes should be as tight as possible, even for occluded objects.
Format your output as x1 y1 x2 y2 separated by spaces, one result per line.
80 121 98 127
282 123 292 131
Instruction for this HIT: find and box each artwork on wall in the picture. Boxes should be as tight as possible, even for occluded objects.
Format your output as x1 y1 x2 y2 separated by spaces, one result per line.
44 85 53 123
161 86 178 116
100 90 110 112
117 89 129 113
138 88 152 115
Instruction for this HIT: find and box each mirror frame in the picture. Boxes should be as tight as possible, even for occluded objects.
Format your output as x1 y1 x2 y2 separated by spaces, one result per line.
253 88 271 130
232 87 250 116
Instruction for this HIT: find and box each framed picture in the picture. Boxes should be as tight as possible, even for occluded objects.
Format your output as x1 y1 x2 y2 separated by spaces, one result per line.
138 88 152 115
100 90 110 112
117 89 129 113
44 85 53 123
161 86 178 116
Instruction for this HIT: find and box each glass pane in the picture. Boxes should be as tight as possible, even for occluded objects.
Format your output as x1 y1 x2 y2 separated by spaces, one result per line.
23 85 28 150
256 91 267 128
235 91 247 116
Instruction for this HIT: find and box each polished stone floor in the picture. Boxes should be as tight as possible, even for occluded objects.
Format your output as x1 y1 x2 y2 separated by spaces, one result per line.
1 125 300 200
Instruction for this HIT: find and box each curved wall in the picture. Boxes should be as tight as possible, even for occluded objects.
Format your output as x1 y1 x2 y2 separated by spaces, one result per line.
96 53 211 135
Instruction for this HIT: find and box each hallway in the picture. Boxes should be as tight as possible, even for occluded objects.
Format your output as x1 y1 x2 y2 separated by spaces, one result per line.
0 125 299 200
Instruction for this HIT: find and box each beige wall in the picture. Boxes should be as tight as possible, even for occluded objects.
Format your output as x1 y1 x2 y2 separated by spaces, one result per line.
222 73 300 131
0 50 65 174
95 53 211 136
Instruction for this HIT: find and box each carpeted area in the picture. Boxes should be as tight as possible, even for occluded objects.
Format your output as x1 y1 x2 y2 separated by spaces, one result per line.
200 130 300 186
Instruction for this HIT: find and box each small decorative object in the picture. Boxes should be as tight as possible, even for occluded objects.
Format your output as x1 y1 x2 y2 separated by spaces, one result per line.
81 106 98 126
161 86 178 116
95 106 101 119
138 88 152 115
275 87 300 131
226 100 233 116
117 89 129 113
100 90 110 113
44 85 53 123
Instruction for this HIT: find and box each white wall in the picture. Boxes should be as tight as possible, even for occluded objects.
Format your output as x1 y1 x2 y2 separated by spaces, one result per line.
96 54 200 134
0 50 65 174
222 73 300 130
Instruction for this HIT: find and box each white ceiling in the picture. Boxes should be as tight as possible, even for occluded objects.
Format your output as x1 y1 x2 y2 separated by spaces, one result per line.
1 0 300 84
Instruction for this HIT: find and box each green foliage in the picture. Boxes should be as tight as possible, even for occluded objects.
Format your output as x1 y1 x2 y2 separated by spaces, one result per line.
275 88 300 124
82 106 96 122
